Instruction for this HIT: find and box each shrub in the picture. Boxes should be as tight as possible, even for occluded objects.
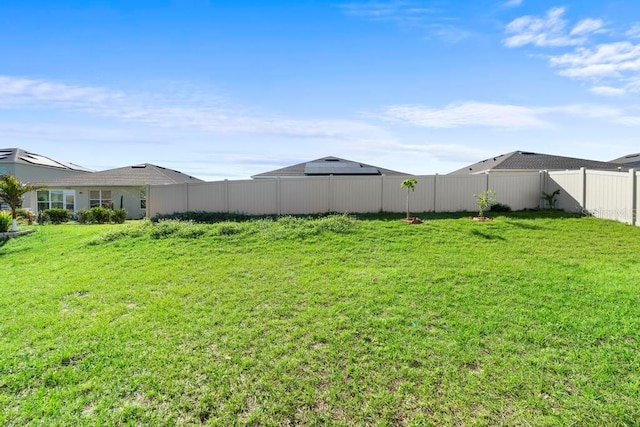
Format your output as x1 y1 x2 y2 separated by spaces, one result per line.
16 208 35 225
0 211 11 232
112 208 127 224
43 208 72 224
90 207 113 224
490 203 512 212
151 211 272 224
37 210 50 225
76 209 93 224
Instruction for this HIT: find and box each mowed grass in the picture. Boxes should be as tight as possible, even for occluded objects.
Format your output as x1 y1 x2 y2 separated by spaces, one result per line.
1 212 640 426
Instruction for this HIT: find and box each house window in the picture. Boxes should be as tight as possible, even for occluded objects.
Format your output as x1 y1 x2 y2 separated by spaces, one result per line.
140 188 147 209
90 190 112 208
37 190 75 211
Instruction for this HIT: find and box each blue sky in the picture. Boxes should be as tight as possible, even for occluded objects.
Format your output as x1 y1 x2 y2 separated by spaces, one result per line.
2 0 640 180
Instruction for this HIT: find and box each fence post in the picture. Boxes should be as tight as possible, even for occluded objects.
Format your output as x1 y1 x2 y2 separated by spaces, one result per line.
540 171 546 210
224 179 229 213
433 174 438 212
183 182 189 213
630 169 636 226
379 175 385 213
328 175 333 213
277 177 282 216
580 167 587 210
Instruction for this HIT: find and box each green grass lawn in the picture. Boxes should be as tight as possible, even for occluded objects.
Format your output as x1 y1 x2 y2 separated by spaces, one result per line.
1 212 640 426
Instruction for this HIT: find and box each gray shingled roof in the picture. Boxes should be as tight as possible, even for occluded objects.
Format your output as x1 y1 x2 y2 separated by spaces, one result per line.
610 153 640 168
0 148 93 172
32 164 203 187
449 151 627 175
251 156 408 178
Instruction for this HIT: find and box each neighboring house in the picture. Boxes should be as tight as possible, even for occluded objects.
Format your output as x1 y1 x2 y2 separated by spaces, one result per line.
0 148 92 210
610 153 640 168
251 156 408 178
28 163 203 219
449 151 627 175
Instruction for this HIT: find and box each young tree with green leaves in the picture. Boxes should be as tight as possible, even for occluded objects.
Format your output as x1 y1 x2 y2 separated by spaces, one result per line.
401 178 418 219
0 175 40 232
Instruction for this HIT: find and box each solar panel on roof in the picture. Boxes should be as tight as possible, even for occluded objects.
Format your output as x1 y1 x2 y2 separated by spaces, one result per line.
304 161 380 175
20 153 64 168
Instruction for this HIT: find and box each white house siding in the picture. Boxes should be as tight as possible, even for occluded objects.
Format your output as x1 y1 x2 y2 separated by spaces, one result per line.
25 186 146 219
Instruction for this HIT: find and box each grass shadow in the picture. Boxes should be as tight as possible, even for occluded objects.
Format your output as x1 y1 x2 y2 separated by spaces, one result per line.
469 229 506 241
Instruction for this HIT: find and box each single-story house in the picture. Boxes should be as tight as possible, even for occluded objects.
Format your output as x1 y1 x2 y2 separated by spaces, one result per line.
251 156 408 178
610 153 640 168
1 148 93 210
28 163 203 219
449 151 628 175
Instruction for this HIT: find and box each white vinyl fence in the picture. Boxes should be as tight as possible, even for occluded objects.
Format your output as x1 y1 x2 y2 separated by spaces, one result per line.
148 172 544 218
547 168 638 225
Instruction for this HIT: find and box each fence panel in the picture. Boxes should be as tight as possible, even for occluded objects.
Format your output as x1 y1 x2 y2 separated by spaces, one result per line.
148 184 185 216
382 175 436 213
331 176 383 213
228 179 277 214
489 172 542 211
148 170 636 222
547 170 583 211
636 171 640 227
435 175 486 212
585 170 634 224
187 181 226 212
280 177 330 214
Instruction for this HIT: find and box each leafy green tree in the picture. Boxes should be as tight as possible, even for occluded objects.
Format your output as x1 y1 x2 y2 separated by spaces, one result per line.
401 178 418 219
0 175 40 232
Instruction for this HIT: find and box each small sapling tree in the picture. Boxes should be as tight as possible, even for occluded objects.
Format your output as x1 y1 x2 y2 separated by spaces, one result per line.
473 189 497 219
401 178 418 220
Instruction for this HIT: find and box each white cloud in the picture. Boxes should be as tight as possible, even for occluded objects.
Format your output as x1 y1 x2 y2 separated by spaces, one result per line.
504 7 588 48
589 86 626 96
0 75 389 142
378 101 640 129
503 0 522 8
504 9 640 96
550 42 640 76
570 18 605 36
626 23 640 39
340 1 436 21
539 103 623 119
340 1 472 44
379 102 548 128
